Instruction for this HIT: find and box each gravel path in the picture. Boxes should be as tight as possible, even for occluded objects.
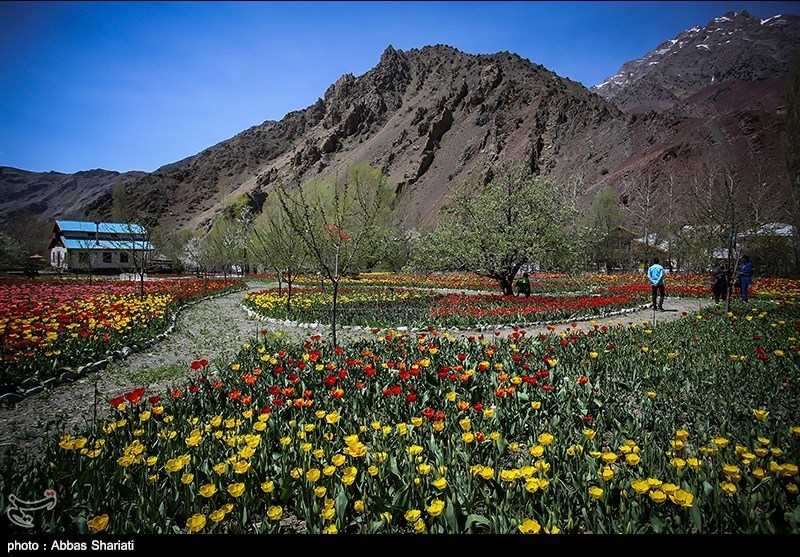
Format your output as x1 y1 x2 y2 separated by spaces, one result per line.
0 284 711 459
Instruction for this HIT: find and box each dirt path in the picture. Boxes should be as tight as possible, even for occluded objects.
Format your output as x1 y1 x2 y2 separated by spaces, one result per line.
0 285 711 458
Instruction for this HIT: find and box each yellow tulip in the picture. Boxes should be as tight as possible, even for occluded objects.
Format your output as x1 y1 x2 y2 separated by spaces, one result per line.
426 499 445 517
267 506 283 521
519 518 541 534
186 514 206 533
87 514 109 533
227 482 245 498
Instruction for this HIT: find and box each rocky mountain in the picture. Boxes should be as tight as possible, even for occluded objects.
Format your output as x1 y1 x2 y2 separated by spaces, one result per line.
0 167 147 223
5 9 795 242
86 45 627 231
591 10 800 113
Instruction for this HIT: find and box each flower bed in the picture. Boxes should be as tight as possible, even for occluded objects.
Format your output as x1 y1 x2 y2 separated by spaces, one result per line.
289 272 800 300
0 278 245 388
5 301 797 534
243 287 648 328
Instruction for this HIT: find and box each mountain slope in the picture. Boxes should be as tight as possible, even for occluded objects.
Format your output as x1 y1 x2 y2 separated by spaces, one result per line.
11 10 793 240
0 167 147 223
86 45 628 231
591 10 800 113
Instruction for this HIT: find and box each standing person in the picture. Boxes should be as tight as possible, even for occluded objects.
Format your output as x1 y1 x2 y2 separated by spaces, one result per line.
647 257 666 311
516 272 531 298
712 265 732 303
737 255 754 301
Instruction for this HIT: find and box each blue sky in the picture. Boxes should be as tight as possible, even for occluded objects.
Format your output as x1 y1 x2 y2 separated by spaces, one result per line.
0 1 797 174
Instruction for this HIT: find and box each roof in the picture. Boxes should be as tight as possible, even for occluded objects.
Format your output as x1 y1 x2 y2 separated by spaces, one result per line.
62 238 154 251
741 222 797 237
55 220 147 235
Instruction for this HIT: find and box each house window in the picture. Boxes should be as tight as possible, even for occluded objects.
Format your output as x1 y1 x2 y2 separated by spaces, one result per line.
120 252 129 264
103 252 112 264
78 252 89 264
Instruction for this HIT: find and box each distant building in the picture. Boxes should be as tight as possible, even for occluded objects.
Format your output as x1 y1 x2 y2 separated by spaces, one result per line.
48 220 154 273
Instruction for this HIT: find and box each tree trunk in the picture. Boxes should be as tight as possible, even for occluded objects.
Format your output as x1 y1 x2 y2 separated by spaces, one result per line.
488 264 521 296
331 280 339 348
286 273 293 313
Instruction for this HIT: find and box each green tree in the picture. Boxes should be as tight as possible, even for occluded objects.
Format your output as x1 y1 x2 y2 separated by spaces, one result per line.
251 198 308 311
0 230 25 270
276 164 388 347
412 160 576 293
111 180 128 222
586 188 626 271
150 226 193 273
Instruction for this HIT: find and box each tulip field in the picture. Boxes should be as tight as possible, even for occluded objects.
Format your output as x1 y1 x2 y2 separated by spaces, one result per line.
243 286 649 328
0 277 245 389
1 273 799 534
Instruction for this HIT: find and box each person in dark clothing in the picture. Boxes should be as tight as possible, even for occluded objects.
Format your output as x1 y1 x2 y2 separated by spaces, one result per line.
516 272 531 298
498 274 514 296
712 265 732 303
737 255 754 301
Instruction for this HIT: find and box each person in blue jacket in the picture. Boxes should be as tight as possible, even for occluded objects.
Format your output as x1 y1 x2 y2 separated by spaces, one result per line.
647 257 666 311
737 255 754 301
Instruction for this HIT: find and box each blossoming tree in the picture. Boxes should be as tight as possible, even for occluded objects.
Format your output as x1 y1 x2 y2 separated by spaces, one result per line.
412 160 579 294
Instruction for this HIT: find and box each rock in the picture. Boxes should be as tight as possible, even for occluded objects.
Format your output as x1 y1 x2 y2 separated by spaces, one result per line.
92 360 108 372
157 334 167 341
131 345 140 353
121 347 133 358
59 371 77 382
0 392 24 405
42 378 58 389
24 386 43 397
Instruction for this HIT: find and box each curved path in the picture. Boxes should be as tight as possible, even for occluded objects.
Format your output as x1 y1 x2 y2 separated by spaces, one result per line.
0 284 710 458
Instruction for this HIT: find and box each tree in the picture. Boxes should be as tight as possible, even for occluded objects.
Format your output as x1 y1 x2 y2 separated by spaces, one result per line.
276 164 389 347
624 172 661 264
107 182 155 297
111 179 128 222
0 210 50 261
150 226 193 273
655 169 684 272
251 198 308 311
181 234 217 277
585 187 625 272
412 160 576 293
207 204 253 279
0 230 25 270
686 157 742 275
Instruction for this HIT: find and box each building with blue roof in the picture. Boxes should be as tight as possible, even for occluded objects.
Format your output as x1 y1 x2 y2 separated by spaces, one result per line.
48 220 154 273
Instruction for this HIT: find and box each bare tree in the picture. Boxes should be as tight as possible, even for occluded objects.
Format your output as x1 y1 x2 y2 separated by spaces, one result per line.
624 171 660 264
276 164 388 347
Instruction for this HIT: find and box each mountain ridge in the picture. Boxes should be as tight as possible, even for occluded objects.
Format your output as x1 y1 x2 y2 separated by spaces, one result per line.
1 10 796 245
591 10 800 113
